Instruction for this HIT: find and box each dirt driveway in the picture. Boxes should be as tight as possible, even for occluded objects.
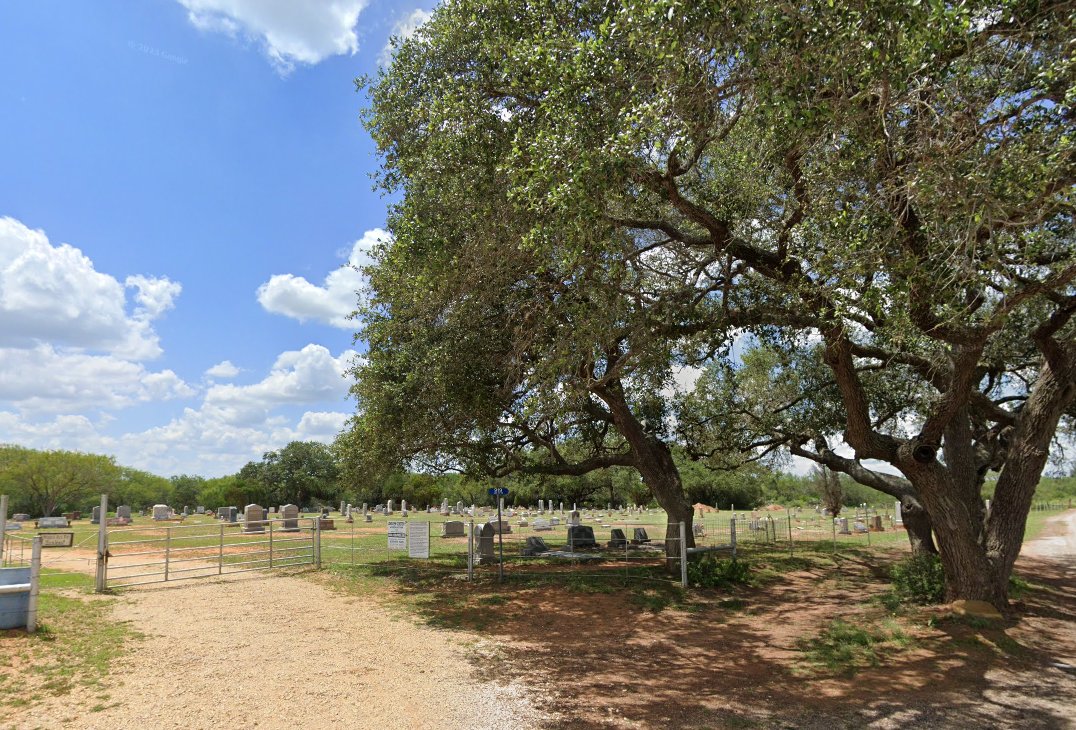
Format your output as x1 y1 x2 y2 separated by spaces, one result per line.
18 569 545 730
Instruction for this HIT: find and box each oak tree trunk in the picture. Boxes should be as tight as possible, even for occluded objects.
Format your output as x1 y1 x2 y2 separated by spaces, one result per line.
593 380 695 566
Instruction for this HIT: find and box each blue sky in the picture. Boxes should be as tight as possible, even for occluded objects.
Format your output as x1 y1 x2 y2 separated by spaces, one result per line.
0 0 433 476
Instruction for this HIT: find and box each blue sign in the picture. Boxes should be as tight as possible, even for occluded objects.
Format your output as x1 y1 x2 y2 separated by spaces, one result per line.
487 487 510 496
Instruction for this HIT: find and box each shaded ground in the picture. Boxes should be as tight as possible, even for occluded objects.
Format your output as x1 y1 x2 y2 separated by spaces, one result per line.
367 517 1076 729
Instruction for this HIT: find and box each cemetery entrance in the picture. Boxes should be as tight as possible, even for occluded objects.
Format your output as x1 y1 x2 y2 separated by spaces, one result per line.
98 513 319 590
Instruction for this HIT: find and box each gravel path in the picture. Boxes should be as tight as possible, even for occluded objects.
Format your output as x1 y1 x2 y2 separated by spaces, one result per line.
1022 509 1076 559
21 570 546 730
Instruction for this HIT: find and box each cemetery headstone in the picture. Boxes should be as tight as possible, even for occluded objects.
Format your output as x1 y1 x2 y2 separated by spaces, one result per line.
608 528 628 549
632 528 650 544
441 521 466 537
12 514 30 522
117 505 132 520
91 505 101 524
567 525 597 550
522 536 550 556
569 510 581 526
244 504 265 533
281 504 299 532
838 518 851 535
488 519 512 535
152 504 171 521
532 518 552 532
477 523 496 565
227 506 238 523
37 516 69 529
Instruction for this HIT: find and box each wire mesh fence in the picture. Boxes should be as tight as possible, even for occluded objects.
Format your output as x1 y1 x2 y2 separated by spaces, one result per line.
3 495 1072 595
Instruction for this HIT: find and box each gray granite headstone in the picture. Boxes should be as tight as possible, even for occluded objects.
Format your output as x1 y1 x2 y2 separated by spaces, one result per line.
567 525 597 550
38 516 69 528
281 504 299 532
227 506 238 523
477 523 496 565
152 504 171 520
116 505 132 520
632 527 650 544
12 514 30 522
91 505 101 524
522 536 549 556
487 519 511 535
244 504 265 533
441 521 466 537
608 528 627 549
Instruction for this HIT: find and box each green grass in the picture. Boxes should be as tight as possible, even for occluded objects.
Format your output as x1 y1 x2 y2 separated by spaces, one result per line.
797 618 911 676
0 569 140 722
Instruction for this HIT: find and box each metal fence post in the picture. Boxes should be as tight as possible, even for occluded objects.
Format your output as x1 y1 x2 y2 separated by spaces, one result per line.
269 519 274 568
314 516 322 569
730 517 737 560
27 536 41 632
788 511 793 558
219 522 224 575
467 520 474 581
95 493 108 593
164 527 171 582
0 494 7 564
679 521 688 588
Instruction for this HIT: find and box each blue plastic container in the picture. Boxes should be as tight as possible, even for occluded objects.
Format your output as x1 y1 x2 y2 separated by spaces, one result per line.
0 566 31 630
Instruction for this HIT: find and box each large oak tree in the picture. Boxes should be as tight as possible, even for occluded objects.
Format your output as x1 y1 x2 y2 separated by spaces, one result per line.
353 0 1073 607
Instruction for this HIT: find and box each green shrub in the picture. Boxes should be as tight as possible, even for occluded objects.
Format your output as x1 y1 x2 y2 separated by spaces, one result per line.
687 555 751 589
889 554 945 605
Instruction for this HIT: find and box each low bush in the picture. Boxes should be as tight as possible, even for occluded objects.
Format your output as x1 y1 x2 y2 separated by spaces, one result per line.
889 554 945 605
687 555 751 589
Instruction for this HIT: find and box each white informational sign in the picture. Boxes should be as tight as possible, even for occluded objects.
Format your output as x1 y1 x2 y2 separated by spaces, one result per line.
408 521 430 559
388 520 407 551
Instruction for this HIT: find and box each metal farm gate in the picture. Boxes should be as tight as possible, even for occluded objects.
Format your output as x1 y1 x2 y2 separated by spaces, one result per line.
95 497 318 590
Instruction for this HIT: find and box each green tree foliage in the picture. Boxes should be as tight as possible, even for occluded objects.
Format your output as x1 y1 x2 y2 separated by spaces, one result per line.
354 0 1071 608
169 474 205 509
0 445 119 516
238 441 341 508
112 467 172 509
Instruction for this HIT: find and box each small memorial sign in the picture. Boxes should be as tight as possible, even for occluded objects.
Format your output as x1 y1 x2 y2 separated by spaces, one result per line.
387 520 407 551
40 531 74 548
408 521 430 559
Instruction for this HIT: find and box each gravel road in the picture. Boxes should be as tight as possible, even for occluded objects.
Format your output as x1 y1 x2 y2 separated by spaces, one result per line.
20 570 546 730
1021 509 1076 559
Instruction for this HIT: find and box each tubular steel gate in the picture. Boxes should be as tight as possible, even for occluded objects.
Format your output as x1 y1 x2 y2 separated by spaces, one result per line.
100 514 319 590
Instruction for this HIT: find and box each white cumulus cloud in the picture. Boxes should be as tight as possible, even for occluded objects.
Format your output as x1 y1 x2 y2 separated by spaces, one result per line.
0 217 179 360
201 344 356 425
379 8 432 66
177 0 369 72
0 345 194 414
256 228 385 328
204 360 241 379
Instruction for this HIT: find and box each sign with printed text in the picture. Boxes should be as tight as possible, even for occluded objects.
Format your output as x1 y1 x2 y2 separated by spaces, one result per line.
40 531 74 548
487 487 510 497
387 521 407 551
408 521 430 559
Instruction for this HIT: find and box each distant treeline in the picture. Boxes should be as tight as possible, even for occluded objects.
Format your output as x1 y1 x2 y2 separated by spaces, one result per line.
1 442 1071 517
